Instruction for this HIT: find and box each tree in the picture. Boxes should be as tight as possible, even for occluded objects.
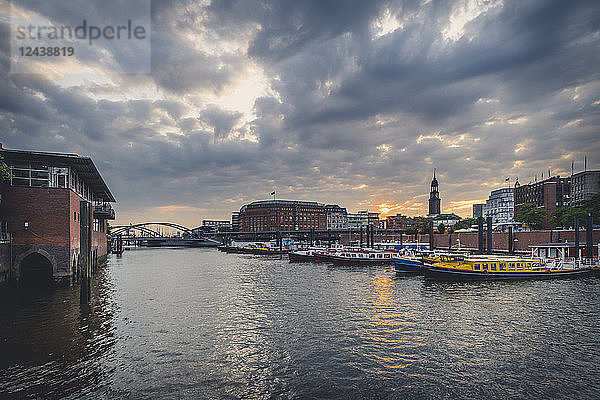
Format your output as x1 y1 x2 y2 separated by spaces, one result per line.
454 218 476 231
514 203 547 229
0 156 11 182
405 219 431 235
436 223 445 234
583 192 600 221
405 226 418 235
551 206 587 228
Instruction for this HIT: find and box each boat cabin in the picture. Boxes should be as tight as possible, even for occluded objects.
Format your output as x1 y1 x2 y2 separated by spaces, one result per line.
530 242 599 261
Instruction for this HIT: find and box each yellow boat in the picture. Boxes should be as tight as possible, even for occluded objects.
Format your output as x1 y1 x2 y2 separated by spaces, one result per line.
422 254 591 280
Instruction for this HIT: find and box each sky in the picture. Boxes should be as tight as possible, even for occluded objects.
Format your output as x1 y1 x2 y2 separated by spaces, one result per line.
1 0 599 228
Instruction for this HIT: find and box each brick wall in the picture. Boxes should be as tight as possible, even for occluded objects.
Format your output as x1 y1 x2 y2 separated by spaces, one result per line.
433 229 600 253
69 190 82 252
2 186 70 247
92 228 108 258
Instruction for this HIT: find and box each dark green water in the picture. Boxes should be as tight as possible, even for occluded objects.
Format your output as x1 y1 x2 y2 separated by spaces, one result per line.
1 247 600 399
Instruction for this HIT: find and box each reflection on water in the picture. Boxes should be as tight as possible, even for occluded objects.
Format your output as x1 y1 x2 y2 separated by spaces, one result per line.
361 274 418 373
0 267 117 399
1 248 600 399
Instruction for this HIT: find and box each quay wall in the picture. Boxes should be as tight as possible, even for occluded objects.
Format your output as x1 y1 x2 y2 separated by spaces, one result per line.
336 229 599 253
432 229 600 252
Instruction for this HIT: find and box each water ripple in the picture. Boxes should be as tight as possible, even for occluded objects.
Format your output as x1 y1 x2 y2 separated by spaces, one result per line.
1 248 600 399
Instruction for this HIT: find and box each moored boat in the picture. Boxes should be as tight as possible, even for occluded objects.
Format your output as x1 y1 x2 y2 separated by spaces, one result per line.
392 254 423 272
319 249 396 266
288 248 322 262
289 244 345 263
422 254 591 280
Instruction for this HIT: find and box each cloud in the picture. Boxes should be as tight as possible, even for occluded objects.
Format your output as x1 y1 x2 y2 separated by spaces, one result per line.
1 0 599 226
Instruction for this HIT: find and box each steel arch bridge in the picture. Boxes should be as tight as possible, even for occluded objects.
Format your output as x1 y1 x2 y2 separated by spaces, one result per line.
110 222 195 239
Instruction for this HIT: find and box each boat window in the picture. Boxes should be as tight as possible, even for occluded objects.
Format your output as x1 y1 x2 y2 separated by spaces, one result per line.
499 263 506 271
473 264 481 270
378 254 383 258
525 263 532 270
482 263 488 269
490 263 497 271
384 254 390 258
370 254 375 258
509 263 515 271
517 263 523 271
351 254 356 258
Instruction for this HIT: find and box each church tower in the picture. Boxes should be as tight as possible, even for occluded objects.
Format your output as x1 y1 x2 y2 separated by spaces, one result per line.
428 168 441 217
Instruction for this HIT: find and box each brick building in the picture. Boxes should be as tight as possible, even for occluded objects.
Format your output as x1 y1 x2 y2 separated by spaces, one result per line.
239 200 326 232
0 146 115 286
571 170 600 207
514 176 570 229
386 214 414 230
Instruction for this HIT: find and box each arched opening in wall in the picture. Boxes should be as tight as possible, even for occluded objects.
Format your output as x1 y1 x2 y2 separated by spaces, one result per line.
20 253 53 287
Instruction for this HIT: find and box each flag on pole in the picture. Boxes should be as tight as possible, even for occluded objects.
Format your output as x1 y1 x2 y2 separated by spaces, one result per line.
505 177 510 182
270 191 275 195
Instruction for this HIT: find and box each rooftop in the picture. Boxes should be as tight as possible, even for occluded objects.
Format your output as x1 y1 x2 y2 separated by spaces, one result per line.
1 147 116 202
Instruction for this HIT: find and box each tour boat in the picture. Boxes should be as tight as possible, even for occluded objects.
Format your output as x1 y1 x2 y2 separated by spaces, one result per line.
288 248 323 262
318 249 396 266
422 254 591 280
238 244 289 255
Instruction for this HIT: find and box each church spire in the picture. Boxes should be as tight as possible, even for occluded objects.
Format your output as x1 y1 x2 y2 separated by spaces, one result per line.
428 168 441 216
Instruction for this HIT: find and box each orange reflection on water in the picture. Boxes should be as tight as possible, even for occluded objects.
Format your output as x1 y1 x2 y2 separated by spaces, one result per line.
360 274 421 373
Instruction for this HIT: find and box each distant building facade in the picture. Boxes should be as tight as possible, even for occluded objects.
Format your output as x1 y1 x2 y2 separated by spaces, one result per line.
484 188 514 224
325 205 348 230
386 214 415 230
347 212 367 230
432 213 461 229
472 204 485 218
231 212 239 231
366 211 380 227
514 176 570 229
202 220 231 232
0 145 115 286
238 200 326 232
571 170 600 207
347 211 379 230
428 169 441 217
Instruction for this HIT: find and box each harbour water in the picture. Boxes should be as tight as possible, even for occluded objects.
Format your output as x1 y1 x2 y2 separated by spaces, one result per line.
1 247 600 399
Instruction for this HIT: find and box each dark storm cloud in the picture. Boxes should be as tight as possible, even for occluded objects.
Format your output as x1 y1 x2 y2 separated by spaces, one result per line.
1 0 600 223
199 104 242 139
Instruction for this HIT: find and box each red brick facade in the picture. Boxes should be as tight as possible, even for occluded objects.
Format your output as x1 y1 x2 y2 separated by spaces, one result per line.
1 185 109 284
239 200 326 232
3 186 71 247
433 229 600 253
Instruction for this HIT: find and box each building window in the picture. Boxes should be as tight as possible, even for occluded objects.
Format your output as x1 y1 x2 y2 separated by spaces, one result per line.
74 212 77 221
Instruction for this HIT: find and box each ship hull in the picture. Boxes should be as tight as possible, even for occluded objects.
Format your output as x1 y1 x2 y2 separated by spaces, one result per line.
422 264 591 281
393 257 423 273
288 252 316 262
